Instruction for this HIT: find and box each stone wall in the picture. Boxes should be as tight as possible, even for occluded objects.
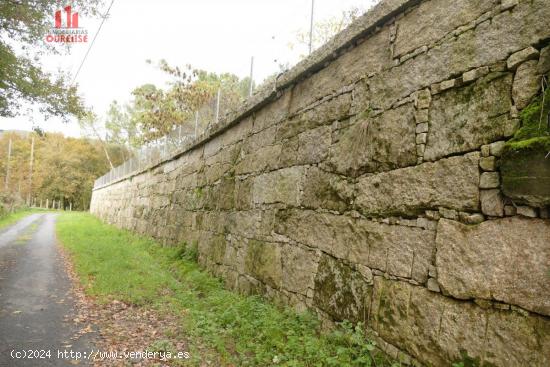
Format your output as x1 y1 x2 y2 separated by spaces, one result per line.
90 0 550 365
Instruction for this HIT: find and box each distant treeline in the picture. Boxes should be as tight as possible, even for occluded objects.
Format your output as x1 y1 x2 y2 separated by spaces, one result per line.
0 132 127 211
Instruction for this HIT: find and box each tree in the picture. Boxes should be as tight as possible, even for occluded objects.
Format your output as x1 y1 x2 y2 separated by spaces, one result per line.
106 60 251 144
105 100 141 149
33 134 106 210
0 0 103 120
0 131 127 210
128 83 182 142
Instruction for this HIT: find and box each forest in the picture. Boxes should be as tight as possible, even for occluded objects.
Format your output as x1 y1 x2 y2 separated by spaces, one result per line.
0 131 127 211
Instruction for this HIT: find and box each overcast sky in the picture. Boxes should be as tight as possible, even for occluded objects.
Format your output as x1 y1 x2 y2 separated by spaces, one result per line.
0 0 376 137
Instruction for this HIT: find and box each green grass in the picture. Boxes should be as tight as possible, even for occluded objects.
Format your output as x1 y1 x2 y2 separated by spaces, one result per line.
504 85 550 152
0 208 48 230
56 212 400 367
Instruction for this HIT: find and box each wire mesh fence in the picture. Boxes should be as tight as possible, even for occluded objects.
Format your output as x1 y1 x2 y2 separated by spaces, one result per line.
93 88 250 189
92 1 378 189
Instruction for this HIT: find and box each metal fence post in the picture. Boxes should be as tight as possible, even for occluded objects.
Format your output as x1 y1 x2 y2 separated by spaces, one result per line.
249 56 254 97
195 111 199 138
215 88 221 124
309 0 315 54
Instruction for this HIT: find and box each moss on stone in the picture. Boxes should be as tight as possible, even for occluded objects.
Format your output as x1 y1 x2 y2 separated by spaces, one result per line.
501 85 550 205
506 85 550 146
209 235 227 264
505 136 550 153
194 187 204 198
453 349 481 367
502 79 550 171
244 240 281 289
313 255 370 323
357 108 372 121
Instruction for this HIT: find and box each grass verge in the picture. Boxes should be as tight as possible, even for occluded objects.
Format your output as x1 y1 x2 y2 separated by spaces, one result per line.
56 212 400 367
0 208 48 230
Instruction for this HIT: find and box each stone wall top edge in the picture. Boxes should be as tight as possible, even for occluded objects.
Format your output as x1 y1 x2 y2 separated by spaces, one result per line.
92 0 418 191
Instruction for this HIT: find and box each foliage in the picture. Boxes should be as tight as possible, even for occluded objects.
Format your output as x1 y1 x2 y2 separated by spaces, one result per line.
105 60 252 144
0 131 127 210
0 191 25 215
78 110 130 167
174 241 199 262
451 349 482 367
104 100 141 148
56 212 398 367
103 3 373 146
0 0 103 120
101 3 373 147
512 84 550 141
505 81 550 153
